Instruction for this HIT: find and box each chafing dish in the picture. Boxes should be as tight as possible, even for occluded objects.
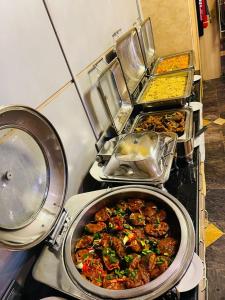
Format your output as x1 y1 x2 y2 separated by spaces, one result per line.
135 70 194 108
90 131 177 185
115 132 163 179
129 107 194 160
139 18 194 75
116 18 194 108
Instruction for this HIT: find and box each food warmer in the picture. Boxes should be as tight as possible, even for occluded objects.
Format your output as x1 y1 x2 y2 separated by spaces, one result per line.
137 18 194 76
0 106 203 300
129 107 194 160
115 25 194 108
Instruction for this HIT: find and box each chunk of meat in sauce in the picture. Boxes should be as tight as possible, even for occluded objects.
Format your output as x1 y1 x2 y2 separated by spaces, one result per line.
103 277 126 290
148 209 167 224
132 228 146 239
157 237 177 257
111 236 126 258
109 215 124 231
145 222 169 237
74 249 95 264
75 235 94 249
85 221 106 234
143 202 158 220
129 254 141 269
129 213 145 226
127 199 145 212
82 257 106 287
100 233 112 248
150 256 170 279
95 207 111 222
128 239 142 252
126 266 150 288
141 253 157 272
102 248 120 270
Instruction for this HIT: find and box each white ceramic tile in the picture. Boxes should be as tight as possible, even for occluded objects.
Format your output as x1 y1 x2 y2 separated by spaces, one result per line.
0 0 71 107
40 84 97 198
45 0 139 75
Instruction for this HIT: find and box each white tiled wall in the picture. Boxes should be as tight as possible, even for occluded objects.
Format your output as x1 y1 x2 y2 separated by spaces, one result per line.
45 0 139 75
0 0 71 106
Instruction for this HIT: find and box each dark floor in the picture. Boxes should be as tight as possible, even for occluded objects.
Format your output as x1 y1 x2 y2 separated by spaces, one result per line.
203 78 225 300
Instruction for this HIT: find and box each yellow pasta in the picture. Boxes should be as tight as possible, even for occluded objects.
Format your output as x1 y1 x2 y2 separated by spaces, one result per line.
140 75 187 102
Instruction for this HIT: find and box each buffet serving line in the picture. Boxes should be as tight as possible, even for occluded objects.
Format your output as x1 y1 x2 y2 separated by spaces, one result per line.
0 18 207 300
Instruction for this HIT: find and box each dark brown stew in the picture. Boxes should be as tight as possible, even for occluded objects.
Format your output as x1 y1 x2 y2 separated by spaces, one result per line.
72 198 178 290
134 111 185 137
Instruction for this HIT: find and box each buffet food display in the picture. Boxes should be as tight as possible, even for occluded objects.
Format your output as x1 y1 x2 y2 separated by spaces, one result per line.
73 198 178 290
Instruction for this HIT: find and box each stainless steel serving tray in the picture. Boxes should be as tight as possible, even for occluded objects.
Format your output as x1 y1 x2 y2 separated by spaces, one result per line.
116 28 146 96
90 132 177 185
129 107 193 143
151 50 194 76
135 69 194 108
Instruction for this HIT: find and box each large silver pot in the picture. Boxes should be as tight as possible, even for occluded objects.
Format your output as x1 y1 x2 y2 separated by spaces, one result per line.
64 185 195 300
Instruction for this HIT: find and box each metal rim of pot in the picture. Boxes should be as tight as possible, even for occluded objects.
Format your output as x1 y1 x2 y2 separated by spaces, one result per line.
63 185 195 300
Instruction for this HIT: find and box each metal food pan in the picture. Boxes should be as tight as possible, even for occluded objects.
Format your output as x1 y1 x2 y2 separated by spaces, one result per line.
135 69 194 108
151 50 194 76
130 107 193 143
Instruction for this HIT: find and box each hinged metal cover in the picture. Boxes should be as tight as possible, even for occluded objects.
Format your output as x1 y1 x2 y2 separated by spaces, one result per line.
98 58 133 134
0 106 67 250
140 17 156 69
116 28 146 96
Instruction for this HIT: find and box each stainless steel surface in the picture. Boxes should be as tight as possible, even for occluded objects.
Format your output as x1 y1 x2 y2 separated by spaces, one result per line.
139 17 156 69
0 128 48 230
130 107 193 143
90 132 177 184
136 69 194 108
115 132 163 178
96 136 124 163
116 28 146 95
0 106 67 250
64 185 195 299
151 51 194 76
97 58 133 134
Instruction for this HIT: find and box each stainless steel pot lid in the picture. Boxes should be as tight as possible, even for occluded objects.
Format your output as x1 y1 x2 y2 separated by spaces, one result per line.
140 18 156 69
0 106 67 250
115 131 160 162
97 58 133 134
116 28 146 95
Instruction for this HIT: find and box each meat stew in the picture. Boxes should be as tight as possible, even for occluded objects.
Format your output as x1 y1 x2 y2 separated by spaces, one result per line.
72 198 179 290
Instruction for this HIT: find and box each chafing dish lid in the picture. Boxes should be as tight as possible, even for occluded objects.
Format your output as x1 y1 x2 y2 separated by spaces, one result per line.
116 28 146 95
98 58 133 134
140 17 156 68
0 106 67 250
115 131 159 162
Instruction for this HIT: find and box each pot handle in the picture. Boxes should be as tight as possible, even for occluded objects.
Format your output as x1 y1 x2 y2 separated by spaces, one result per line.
175 252 204 293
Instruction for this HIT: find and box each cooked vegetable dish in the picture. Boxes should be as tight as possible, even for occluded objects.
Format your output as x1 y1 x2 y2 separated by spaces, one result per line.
155 54 189 74
73 198 178 290
133 111 185 136
140 75 187 103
